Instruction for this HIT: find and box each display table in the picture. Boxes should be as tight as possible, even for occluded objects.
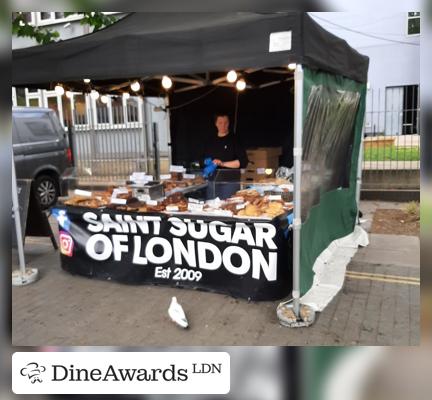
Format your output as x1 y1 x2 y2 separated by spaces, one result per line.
53 205 293 301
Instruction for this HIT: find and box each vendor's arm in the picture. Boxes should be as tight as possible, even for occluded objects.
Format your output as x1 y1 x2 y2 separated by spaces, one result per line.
212 159 240 168
220 160 240 168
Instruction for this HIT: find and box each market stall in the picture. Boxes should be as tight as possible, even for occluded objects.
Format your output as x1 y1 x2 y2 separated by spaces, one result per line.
12 12 369 310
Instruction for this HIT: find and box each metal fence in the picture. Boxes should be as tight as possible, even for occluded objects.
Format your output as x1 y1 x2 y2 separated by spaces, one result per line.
71 100 170 183
361 86 420 190
68 88 420 191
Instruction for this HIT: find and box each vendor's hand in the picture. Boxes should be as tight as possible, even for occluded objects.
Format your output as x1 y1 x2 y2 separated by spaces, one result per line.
212 159 222 166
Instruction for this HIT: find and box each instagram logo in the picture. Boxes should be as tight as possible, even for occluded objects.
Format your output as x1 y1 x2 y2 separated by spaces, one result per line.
59 231 74 257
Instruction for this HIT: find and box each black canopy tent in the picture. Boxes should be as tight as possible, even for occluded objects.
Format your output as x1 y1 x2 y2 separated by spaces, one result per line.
12 12 368 89
12 12 368 171
12 12 369 313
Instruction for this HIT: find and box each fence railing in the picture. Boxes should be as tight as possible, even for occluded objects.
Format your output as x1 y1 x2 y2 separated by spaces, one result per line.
361 87 420 190
68 90 420 190
71 103 170 183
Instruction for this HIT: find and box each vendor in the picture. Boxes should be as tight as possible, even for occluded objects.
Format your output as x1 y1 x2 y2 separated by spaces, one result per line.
204 113 248 199
206 113 248 169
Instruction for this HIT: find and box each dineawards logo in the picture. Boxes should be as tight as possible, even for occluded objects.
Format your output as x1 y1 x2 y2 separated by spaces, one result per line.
51 363 189 382
20 362 47 383
13 352 230 395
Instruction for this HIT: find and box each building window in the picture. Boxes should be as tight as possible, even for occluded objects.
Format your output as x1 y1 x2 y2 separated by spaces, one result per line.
15 88 26 106
40 12 52 20
47 95 61 119
126 98 139 123
408 12 420 35
12 12 33 24
35 12 71 26
29 98 40 107
384 85 419 136
96 98 109 124
402 85 419 135
73 94 88 125
111 96 124 124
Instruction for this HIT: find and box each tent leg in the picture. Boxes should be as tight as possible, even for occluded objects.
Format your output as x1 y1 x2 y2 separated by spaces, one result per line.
356 122 365 223
276 64 315 327
292 64 304 317
12 156 38 286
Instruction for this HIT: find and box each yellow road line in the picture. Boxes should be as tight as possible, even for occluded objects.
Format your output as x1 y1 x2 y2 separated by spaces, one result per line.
346 273 420 286
346 270 420 282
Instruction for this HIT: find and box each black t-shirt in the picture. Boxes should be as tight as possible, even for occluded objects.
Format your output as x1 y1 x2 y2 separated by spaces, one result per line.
204 133 248 168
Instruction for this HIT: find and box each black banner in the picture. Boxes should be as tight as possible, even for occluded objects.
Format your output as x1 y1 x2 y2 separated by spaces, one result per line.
52 206 293 301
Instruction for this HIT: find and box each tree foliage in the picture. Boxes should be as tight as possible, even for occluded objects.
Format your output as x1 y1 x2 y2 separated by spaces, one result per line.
12 12 118 45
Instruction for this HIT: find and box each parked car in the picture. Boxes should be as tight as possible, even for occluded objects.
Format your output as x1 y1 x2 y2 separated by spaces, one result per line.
12 106 72 208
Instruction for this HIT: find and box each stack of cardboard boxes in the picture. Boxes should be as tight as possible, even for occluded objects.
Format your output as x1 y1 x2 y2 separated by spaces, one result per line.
241 147 282 182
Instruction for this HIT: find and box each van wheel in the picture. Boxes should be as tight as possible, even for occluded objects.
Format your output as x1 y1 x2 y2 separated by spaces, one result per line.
35 175 58 209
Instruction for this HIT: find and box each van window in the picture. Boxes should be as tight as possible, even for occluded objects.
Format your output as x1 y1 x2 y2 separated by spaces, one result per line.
14 111 58 143
12 122 21 144
50 111 66 133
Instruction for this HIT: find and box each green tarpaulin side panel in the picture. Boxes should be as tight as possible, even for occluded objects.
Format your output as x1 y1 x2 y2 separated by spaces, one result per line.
303 347 348 400
300 68 367 294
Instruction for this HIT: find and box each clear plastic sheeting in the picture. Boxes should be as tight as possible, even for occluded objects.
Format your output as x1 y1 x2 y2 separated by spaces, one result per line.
301 84 361 219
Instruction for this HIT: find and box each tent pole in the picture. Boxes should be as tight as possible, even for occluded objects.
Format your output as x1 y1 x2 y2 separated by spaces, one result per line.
356 117 366 223
12 156 26 276
292 64 304 317
11 155 38 286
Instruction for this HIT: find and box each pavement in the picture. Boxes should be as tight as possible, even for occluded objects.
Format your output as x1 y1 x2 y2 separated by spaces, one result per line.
11 201 419 346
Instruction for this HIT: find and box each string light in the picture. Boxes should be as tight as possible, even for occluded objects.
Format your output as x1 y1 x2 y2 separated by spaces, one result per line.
161 76 173 90
287 63 297 70
122 92 130 100
90 90 99 100
226 70 237 83
130 81 141 92
100 95 109 104
54 85 65 96
83 78 91 83
236 79 246 91
65 91 73 99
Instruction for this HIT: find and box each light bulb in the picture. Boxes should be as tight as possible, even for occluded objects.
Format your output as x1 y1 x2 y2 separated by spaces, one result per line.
65 91 73 99
55 85 65 95
130 81 141 92
161 75 172 89
287 63 297 70
83 78 91 83
122 92 130 100
227 70 237 83
90 90 99 100
100 95 109 104
236 79 246 91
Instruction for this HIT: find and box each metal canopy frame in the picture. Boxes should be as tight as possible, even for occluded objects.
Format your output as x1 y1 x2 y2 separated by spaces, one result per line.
292 64 303 317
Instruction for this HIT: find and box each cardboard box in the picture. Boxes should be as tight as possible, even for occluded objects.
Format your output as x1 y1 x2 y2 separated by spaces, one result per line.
247 156 280 168
246 147 282 159
241 166 276 183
